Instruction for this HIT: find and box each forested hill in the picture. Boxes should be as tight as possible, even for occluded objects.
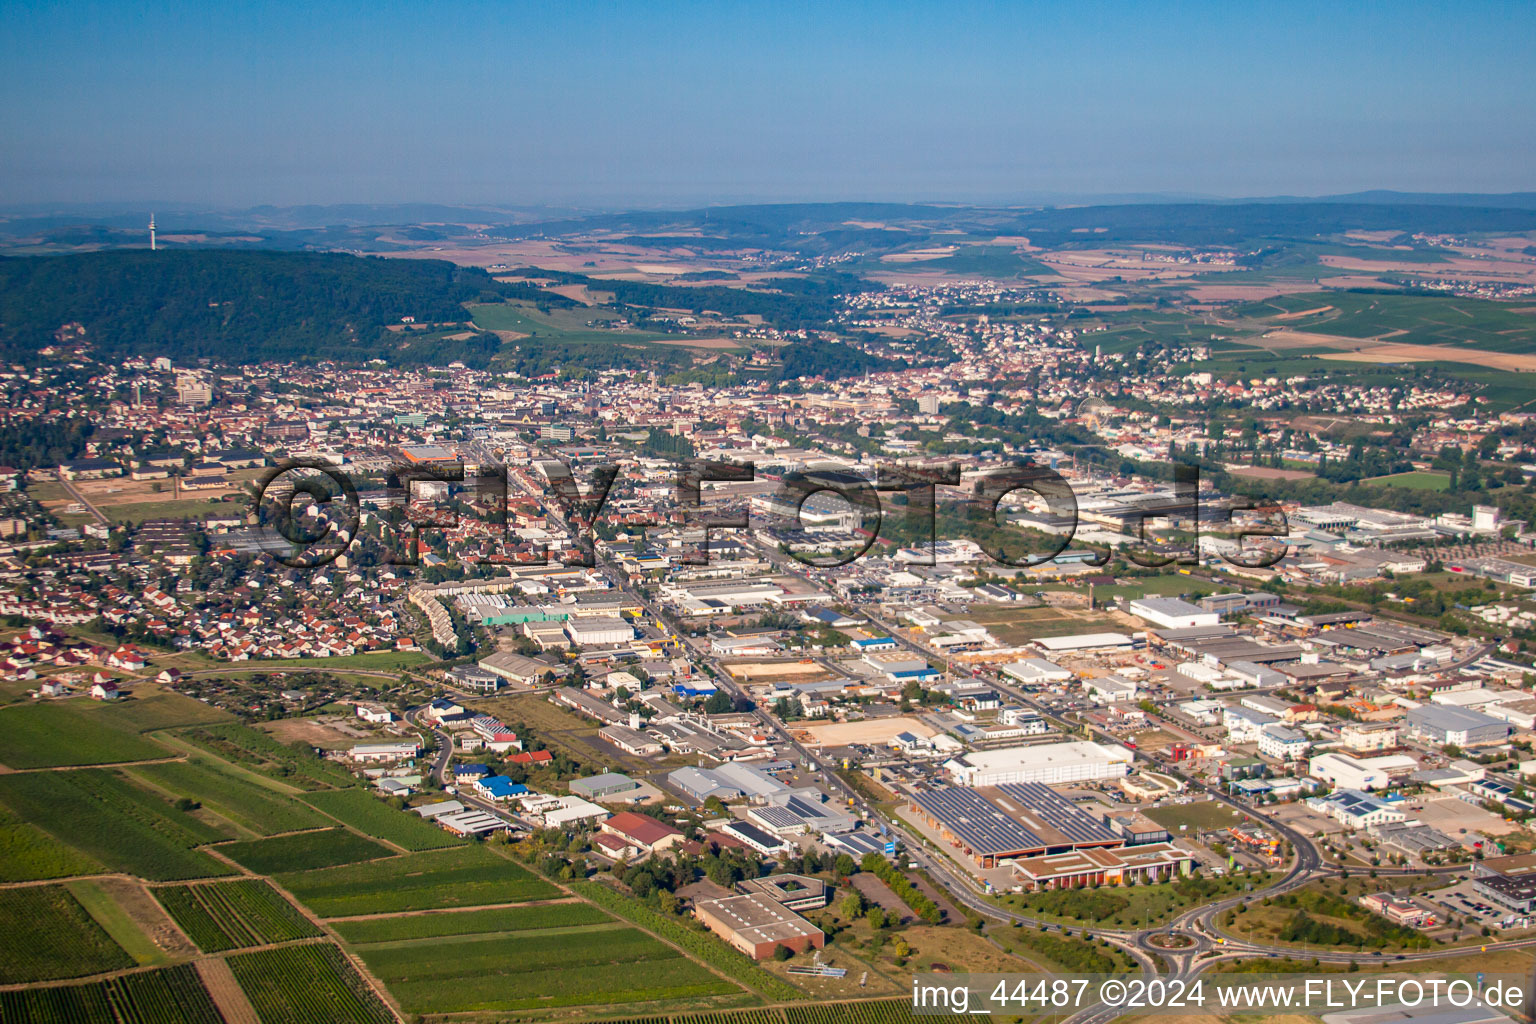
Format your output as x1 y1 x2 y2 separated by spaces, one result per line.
0 250 515 364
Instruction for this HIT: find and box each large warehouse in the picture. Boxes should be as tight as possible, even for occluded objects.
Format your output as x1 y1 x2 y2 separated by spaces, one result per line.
944 740 1133 787
1404 704 1512 748
1307 751 1418 791
908 782 1124 868
564 616 635 646
693 892 824 959
1127 597 1221 630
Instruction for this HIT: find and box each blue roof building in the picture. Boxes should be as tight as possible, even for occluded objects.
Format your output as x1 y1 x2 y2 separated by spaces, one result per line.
476 777 531 801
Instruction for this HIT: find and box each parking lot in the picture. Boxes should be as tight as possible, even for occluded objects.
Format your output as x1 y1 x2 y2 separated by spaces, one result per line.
1424 877 1534 932
1412 795 1515 847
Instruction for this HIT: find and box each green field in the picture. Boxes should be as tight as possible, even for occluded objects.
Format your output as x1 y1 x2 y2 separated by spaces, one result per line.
0 770 233 881
131 757 328 836
0 963 226 1024
66 880 171 967
354 925 739 1013
218 827 391 875
920 245 1054 278
245 650 434 672
180 723 362 790
0 885 134 984
71 690 235 733
571 879 805 1001
1235 290 1536 353
965 605 1129 644
470 301 683 346
153 879 322 952
330 900 612 943
278 844 559 917
0 702 171 768
1362 469 1453 491
997 871 1274 930
0 821 103 881
1144 799 1250 834
301 788 466 851
1076 309 1243 354
98 497 243 525
226 943 395 1024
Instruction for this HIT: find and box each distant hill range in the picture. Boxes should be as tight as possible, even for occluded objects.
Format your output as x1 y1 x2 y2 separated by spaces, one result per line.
5 194 1536 253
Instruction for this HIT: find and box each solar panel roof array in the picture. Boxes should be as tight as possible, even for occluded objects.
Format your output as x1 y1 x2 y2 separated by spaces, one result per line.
910 787 1041 855
910 782 1119 856
993 782 1120 846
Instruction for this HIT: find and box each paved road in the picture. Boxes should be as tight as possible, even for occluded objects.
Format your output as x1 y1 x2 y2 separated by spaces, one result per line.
56 474 109 525
407 707 535 833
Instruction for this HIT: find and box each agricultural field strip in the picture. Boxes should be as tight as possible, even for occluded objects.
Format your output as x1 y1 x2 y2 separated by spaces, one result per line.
572 879 802 1001
176 723 360 790
0 701 180 769
324 893 592 923
215 826 394 876
0 770 233 881
150 879 323 953
0 963 226 1024
128 756 329 837
273 844 560 917
224 943 395 1024
0 884 136 986
356 925 741 1014
570 996 913 1024
298 787 466 852
345 920 628 951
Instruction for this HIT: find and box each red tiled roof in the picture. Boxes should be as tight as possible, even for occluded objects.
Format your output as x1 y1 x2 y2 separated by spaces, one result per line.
603 811 681 847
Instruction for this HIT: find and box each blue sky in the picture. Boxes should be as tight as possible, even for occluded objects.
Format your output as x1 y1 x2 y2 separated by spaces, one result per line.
2 1 1533 207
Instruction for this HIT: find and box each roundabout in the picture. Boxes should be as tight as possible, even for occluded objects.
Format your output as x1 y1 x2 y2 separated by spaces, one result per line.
1146 931 1198 950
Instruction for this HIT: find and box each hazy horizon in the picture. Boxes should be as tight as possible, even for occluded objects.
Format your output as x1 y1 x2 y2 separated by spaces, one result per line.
3 1 1534 208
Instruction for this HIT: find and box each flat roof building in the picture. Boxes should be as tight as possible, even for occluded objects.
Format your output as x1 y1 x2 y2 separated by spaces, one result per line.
739 874 829 911
1404 704 1511 748
1002 659 1074 685
478 651 559 686
1128 597 1221 630
1011 842 1192 890
570 772 641 799
944 740 1133 787
565 617 635 647
1035 632 1136 653
908 782 1123 868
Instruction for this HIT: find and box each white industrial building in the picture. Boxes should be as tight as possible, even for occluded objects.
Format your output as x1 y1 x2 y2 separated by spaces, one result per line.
1127 597 1220 630
944 740 1133 787
1306 788 1406 830
661 580 787 616
348 741 420 763
1308 751 1418 791
1177 698 1224 725
1085 675 1138 704
1034 632 1135 653
564 617 635 646
1002 659 1074 685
